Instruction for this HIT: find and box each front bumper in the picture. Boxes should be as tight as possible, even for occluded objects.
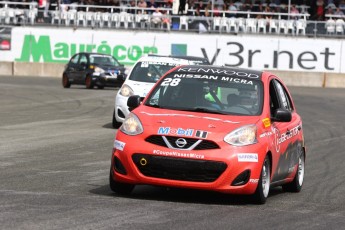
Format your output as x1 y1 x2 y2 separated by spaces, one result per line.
93 73 125 87
110 132 266 195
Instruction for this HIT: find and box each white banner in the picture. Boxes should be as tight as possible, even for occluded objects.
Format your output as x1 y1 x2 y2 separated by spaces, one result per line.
0 27 344 73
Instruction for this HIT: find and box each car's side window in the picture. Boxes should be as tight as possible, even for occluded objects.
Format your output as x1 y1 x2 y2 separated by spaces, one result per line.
70 55 79 64
269 80 280 117
79 54 88 65
274 80 293 111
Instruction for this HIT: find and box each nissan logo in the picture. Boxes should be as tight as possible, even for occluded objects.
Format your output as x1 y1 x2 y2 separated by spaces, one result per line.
175 138 187 148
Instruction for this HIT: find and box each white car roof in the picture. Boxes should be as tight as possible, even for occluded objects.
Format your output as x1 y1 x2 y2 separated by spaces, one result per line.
137 55 196 65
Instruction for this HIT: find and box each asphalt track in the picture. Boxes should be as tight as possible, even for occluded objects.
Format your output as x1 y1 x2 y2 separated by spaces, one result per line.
0 76 345 230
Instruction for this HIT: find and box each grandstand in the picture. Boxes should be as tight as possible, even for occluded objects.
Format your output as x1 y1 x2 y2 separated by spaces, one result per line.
0 0 345 37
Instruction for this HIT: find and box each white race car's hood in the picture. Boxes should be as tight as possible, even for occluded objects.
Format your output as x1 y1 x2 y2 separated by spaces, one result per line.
125 80 155 97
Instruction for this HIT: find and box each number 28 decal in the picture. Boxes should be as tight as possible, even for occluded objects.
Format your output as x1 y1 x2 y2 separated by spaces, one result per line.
161 78 181 87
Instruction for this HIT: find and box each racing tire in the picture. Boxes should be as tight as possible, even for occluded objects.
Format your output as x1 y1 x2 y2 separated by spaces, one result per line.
62 74 71 88
282 150 305 193
252 155 271 204
85 76 94 89
97 85 104 89
112 109 122 129
109 170 134 195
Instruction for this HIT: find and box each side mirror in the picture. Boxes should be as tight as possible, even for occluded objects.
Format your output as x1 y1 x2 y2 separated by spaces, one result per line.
127 95 141 111
117 74 126 83
271 108 292 122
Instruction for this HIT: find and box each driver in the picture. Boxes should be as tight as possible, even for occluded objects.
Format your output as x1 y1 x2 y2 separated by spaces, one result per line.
226 87 259 115
147 69 160 82
201 85 222 110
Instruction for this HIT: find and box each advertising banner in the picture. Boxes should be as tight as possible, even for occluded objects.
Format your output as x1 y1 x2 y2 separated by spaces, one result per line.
0 27 344 73
0 27 12 51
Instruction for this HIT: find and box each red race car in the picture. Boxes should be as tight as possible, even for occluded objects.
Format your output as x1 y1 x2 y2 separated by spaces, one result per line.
109 65 306 204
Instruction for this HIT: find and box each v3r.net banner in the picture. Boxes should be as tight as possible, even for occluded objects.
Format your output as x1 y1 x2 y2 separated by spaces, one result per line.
0 27 344 73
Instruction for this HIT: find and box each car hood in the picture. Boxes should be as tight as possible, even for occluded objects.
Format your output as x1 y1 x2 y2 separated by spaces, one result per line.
134 106 261 138
97 64 126 72
125 80 155 97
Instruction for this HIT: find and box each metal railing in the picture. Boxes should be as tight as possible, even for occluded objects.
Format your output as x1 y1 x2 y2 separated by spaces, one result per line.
1 1 344 39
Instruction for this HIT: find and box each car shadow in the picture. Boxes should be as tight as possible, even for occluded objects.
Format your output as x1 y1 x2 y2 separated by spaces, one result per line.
63 86 119 91
89 183 285 206
102 123 115 129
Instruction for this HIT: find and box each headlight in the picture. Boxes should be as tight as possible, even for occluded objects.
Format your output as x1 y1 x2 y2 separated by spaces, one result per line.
224 125 257 146
119 84 134 97
120 113 143 136
94 66 105 73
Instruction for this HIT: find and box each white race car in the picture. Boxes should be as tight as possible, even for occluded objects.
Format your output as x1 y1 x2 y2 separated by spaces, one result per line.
112 55 210 128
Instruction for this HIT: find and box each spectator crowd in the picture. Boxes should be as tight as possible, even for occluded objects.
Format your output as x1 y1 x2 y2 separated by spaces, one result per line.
2 0 345 21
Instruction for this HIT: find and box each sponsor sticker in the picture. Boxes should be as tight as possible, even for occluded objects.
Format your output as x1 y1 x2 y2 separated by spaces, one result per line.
195 130 208 138
249 179 259 184
158 127 209 139
114 140 125 151
173 74 253 85
176 67 260 79
141 62 149 67
262 118 271 128
273 124 300 153
237 153 258 162
259 131 272 138
153 149 205 159
158 127 194 137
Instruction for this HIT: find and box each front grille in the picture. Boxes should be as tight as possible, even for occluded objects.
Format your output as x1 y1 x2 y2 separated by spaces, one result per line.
193 140 219 150
145 135 220 150
104 78 117 83
132 153 227 182
145 135 165 147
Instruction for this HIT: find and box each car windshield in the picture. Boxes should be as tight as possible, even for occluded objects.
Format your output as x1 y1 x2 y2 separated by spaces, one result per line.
89 55 120 66
128 61 181 83
144 72 264 116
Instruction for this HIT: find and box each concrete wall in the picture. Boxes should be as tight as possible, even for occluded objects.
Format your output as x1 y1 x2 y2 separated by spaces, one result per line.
1 62 345 88
271 71 326 88
0 62 65 77
324 73 345 88
13 62 65 78
0 62 13 76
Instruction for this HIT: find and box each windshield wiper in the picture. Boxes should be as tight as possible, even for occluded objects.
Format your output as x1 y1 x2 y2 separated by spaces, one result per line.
146 104 160 108
180 107 227 115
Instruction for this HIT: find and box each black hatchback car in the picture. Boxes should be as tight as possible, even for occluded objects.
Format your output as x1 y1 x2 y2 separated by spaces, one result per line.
62 52 127 89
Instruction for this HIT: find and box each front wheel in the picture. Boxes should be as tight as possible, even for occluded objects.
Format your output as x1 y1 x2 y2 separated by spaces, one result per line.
252 155 271 204
109 170 135 195
282 150 305 192
62 74 71 88
112 109 122 129
85 76 94 89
